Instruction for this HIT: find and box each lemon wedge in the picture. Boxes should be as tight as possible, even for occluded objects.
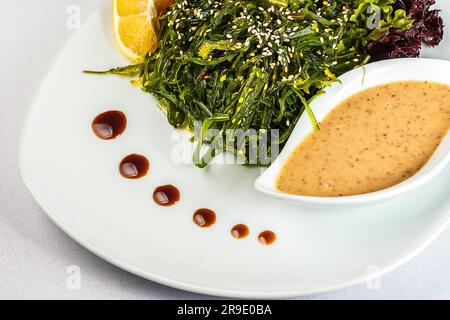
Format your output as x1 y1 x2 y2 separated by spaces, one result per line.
113 0 160 62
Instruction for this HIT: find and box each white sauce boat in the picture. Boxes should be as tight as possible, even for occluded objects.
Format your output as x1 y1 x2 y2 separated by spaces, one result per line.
255 58 450 208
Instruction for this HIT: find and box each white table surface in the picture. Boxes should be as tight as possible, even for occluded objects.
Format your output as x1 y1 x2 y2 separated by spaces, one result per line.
0 0 448 300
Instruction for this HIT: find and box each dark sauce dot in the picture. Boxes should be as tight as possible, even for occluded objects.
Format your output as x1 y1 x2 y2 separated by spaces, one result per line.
153 185 180 206
231 224 249 239
193 209 216 228
258 230 276 245
119 154 149 179
92 110 126 140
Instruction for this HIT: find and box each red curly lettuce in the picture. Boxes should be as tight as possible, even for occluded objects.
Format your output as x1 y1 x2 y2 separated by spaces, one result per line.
367 0 444 60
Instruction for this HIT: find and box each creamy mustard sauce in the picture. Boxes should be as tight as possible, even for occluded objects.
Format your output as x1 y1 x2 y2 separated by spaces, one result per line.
277 81 450 197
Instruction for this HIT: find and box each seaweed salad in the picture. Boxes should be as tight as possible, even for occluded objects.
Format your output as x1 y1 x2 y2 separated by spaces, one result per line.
86 0 443 167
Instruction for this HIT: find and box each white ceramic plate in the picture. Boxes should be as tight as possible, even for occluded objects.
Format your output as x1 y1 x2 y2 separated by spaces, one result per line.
20 1 450 298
